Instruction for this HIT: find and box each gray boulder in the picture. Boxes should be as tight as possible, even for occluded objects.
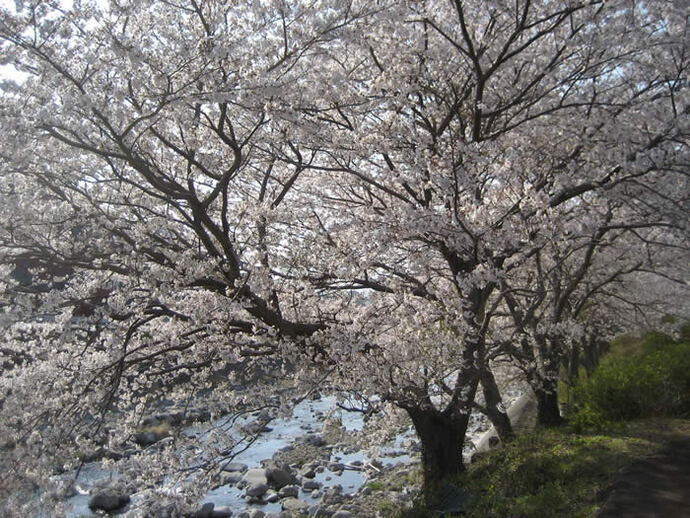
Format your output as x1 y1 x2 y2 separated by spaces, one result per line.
243 468 268 486
299 434 326 447
308 506 332 517
192 503 233 518
267 466 298 488
223 462 249 473
221 471 244 486
301 468 316 479
302 479 322 491
326 462 344 473
246 482 269 497
243 421 271 435
281 497 309 512
278 485 299 498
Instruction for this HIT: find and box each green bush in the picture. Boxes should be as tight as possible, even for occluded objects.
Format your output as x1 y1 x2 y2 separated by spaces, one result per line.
573 338 690 424
638 331 675 355
680 321 690 342
569 403 610 433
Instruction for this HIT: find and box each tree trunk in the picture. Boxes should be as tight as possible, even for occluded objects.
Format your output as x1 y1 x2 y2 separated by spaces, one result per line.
480 367 514 442
535 379 563 426
407 407 469 509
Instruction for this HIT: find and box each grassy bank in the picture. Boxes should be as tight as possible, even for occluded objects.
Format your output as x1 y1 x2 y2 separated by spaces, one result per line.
386 329 690 517
384 418 690 518
452 418 690 517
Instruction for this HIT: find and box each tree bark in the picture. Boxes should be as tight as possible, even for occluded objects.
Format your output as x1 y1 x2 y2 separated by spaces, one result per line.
407 407 469 509
480 366 514 442
535 379 563 426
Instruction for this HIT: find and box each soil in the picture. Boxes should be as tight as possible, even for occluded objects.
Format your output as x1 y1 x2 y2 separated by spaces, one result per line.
596 436 690 517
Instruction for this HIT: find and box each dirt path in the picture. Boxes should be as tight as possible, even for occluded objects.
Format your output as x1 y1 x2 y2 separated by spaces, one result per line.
596 436 690 517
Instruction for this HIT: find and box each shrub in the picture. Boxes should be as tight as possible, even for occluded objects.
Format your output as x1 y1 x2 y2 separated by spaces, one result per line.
568 403 610 434
573 337 690 424
638 331 675 355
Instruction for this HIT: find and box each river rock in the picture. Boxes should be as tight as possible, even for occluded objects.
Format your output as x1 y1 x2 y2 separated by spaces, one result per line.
254 410 272 422
266 466 298 488
301 468 316 479
326 462 344 472
308 506 332 517
243 421 271 435
320 486 343 506
212 507 234 518
248 510 265 518
299 434 326 447
246 482 269 497
332 510 353 518
221 471 244 486
278 485 299 498
265 490 280 503
281 497 309 512
223 462 249 473
88 491 130 512
193 504 233 518
243 468 268 486
302 479 321 490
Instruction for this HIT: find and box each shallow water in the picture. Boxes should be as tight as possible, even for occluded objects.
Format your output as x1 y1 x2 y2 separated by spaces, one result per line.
62 396 480 516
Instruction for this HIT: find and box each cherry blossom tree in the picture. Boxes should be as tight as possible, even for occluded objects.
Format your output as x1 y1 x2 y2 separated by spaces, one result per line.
498 209 689 425
278 0 688 500
0 0 369 513
1 0 688 512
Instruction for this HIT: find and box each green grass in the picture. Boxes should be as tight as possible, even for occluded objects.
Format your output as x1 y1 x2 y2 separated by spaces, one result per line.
425 419 690 518
377 420 690 518
365 481 386 492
